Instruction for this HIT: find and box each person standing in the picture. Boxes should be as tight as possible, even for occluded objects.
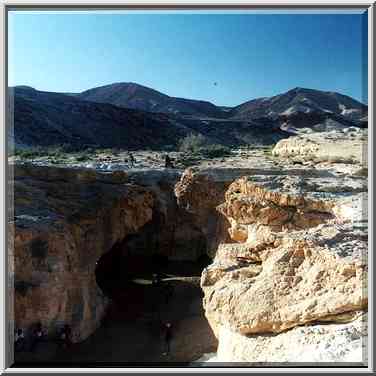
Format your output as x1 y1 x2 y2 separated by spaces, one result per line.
60 324 72 348
14 328 25 352
163 322 173 355
30 322 44 352
164 154 174 169
128 152 136 168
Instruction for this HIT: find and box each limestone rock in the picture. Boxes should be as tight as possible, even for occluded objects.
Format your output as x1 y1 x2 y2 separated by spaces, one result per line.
272 130 366 167
202 238 366 336
201 177 367 337
12 164 154 342
218 177 335 243
214 312 367 363
174 168 263 256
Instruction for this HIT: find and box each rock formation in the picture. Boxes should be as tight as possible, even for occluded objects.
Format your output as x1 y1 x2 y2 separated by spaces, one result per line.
10 139 368 364
174 168 267 256
214 312 367 363
201 176 367 360
11 164 154 342
10 164 256 343
272 129 366 166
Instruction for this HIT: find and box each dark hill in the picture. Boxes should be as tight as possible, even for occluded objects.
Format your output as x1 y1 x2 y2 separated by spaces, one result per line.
78 82 227 119
10 86 191 150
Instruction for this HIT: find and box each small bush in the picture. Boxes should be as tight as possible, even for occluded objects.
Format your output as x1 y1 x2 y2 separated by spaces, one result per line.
179 134 230 159
75 153 90 162
15 146 45 159
199 144 231 158
179 133 208 154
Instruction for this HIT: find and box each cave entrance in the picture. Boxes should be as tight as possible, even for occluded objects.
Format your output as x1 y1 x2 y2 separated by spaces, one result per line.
88 229 217 363
95 232 212 317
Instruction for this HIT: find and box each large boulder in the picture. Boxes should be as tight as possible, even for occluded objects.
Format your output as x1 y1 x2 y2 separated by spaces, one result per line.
201 177 367 338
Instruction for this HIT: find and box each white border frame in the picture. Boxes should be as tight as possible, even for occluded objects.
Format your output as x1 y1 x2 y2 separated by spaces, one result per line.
0 1 374 373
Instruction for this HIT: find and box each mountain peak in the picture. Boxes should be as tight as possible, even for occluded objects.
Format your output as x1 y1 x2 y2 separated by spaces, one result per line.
14 85 36 91
78 82 224 118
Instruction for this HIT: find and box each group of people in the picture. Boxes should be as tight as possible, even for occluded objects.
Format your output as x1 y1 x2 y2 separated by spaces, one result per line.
14 323 73 352
126 152 175 169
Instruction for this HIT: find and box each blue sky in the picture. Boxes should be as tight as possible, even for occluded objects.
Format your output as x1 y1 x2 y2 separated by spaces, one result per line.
8 11 368 106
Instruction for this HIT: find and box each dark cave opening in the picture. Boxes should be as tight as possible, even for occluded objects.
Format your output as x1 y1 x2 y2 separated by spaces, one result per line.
95 231 212 311
86 232 217 363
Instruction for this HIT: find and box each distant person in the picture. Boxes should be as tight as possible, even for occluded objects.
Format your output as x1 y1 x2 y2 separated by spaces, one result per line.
59 324 72 348
30 322 44 352
14 328 25 352
128 152 136 168
163 322 173 355
164 154 174 169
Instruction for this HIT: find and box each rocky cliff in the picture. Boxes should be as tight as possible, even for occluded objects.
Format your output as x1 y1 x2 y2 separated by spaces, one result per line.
11 165 154 342
200 176 367 363
10 165 257 343
10 132 368 363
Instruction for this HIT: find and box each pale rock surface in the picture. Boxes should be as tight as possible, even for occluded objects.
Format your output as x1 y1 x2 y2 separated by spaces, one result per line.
201 170 368 363
214 313 367 364
272 129 367 168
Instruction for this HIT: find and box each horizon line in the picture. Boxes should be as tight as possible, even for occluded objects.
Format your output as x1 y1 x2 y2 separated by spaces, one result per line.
8 82 369 107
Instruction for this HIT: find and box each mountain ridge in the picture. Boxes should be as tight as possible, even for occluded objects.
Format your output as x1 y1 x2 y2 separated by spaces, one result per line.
9 84 368 150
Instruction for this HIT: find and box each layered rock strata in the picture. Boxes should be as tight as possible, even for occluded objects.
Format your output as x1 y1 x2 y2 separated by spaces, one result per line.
201 177 367 360
11 165 154 342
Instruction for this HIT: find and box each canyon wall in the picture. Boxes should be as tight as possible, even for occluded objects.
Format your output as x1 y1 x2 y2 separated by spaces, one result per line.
10 151 368 363
11 165 154 342
10 165 253 342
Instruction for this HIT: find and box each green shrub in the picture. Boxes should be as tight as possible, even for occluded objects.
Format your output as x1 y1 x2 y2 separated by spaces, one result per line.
75 153 90 162
15 146 45 159
179 133 208 154
199 144 231 158
179 134 230 159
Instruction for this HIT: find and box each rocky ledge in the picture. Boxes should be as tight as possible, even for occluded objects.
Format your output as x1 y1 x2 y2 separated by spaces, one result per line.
200 175 367 363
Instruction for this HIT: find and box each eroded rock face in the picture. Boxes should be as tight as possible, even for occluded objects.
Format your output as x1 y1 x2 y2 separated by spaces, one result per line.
201 177 367 338
202 238 366 336
174 168 234 257
125 169 209 261
215 312 367 363
218 176 336 244
11 165 154 342
174 168 261 256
